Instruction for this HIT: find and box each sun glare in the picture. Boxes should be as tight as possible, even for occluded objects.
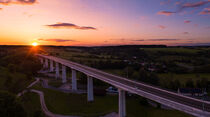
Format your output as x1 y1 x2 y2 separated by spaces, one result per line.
32 42 38 46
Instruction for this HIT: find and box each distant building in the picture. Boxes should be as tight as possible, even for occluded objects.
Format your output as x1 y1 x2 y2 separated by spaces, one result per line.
178 88 204 97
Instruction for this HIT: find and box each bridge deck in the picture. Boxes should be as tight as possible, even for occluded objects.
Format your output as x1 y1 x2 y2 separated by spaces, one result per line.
38 54 210 117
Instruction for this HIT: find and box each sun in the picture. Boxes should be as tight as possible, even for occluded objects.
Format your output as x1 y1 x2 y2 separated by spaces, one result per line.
32 42 38 46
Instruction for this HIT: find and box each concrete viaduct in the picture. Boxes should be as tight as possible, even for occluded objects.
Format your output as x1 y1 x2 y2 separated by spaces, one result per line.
37 54 210 117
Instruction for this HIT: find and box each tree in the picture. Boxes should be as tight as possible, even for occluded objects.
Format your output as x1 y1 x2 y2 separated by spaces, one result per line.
185 79 194 88
0 91 26 117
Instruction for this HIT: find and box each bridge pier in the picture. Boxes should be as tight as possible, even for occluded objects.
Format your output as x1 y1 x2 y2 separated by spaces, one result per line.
55 62 60 79
119 89 126 117
50 60 54 72
87 76 94 102
40 58 44 64
44 58 49 69
72 69 77 91
62 65 67 83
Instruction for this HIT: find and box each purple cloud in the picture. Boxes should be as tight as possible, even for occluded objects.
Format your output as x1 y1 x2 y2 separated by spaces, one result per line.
46 22 97 30
157 11 175 16
181 1 210 9
159 0 210 16
38 39 76 42
183 32 189 34
184 20 191 24
199 7 210 14
132 39 179 41
0 0 37 5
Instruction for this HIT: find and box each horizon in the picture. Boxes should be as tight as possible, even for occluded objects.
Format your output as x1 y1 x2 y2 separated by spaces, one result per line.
0 0 210 46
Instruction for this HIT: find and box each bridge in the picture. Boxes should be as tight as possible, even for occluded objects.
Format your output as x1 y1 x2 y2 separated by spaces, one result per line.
37 54 210 117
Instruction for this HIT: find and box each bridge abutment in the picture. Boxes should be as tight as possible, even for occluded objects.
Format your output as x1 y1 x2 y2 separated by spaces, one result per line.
62 65 67 83
119 89 126 117
72 69 77 91
87 76 94 102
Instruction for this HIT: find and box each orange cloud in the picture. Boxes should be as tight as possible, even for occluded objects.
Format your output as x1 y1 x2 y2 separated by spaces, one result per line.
158 25 166 29
157 11 175 16
199 7 210 15
0 0 37 5
46 22 97 30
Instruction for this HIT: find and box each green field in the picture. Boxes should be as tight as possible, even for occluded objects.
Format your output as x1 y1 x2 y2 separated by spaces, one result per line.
48 79 64 88
32 83 191 117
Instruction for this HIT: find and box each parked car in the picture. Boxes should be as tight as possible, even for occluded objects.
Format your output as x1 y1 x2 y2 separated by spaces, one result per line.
106 86 118 94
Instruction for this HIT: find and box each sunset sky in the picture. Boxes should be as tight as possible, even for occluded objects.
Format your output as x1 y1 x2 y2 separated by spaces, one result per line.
0 0 210 46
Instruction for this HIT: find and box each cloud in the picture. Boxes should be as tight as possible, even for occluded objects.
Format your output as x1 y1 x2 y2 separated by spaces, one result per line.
46 22 97 30
0 8 2 10
183 32 189 34
160 0 171 5
159 0 210 15
206 26 210 29
132 39 180 41
16 0 36 4
184 20 191 24
0 0 37 5
181 1 210 9
158 25 166 29
199 7 210 14
175 1 181 5
131 39 145 41
157 11 175 16
38 39 76 42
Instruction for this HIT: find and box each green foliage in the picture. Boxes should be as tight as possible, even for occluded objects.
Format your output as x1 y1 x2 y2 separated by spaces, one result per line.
137 68 159 85
0 91 26 117
20 92 43 117
185 79 194 88
0 47 41 94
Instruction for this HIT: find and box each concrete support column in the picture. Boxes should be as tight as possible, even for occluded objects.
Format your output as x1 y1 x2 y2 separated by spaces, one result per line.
40 58 44 64
72 69 77 91
55 62 60 79
50 60 54 72
62 65 67 83
87 76 94 102
44 58 48 68
119 89 126 117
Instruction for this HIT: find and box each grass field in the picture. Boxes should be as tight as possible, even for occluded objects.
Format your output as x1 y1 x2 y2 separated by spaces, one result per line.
32 83 191 117
48 79 63 88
